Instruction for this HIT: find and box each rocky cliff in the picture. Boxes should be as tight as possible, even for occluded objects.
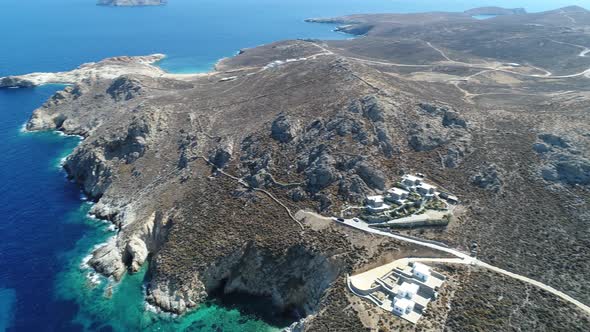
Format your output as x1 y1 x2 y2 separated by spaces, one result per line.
4 7 590 331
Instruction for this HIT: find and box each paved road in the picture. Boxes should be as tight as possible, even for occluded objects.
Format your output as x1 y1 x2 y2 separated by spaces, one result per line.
298 211 590 315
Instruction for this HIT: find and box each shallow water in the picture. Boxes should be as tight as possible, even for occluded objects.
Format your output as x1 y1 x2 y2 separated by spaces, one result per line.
1 0 589 331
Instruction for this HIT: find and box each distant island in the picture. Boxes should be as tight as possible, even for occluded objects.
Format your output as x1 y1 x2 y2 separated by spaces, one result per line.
97 0 166 6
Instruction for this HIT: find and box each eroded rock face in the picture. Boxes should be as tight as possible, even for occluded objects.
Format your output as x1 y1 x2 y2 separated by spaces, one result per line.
64 147 113 199
89 238 126 280
89 210 172 281
355 162 386 190
147 243 340 316
271 114 301 143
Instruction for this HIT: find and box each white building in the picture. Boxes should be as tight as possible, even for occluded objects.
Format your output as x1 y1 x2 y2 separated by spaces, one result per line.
387 187 409 202
417 183 437 197
397 282 419 299
412 263 431 282
366 195 384 208
393 298 415 316
402 175 422 188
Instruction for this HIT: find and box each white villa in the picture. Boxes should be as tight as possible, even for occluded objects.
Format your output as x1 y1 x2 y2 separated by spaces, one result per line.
348 260 447 324
387 187 409 202
367 195 384 208
366 195 392 213
417 183 437 197
402 174 422 188
397 282 419 299
412 263 431 282
393 298 415 316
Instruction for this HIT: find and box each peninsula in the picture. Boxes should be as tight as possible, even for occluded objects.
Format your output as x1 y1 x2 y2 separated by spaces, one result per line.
4 6 590 331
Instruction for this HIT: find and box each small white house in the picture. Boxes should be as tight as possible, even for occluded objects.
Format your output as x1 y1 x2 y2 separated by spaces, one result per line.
402 174 422 188
412 263 431 282
393 298 415 316
366 195 384 208
417 183 437 196
387 187 409 201
398 282 419 299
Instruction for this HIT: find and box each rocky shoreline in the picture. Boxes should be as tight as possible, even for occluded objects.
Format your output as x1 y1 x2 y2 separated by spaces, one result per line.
4 7 590 330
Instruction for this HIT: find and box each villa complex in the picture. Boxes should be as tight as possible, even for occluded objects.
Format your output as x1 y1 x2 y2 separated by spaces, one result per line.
359 174 457 228
348 260 446 324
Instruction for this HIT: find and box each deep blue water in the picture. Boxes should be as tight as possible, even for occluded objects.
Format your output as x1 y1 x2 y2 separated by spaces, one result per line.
1 0 590 331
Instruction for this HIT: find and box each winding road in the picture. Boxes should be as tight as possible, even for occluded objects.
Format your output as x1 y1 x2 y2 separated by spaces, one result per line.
298 211 590 315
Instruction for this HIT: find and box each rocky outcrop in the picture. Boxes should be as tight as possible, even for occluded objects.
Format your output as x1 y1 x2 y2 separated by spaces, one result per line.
534 133 590 185
409 103 471 168
208 140 234 169
64 147 113 199
0 76 35 88
305 146 337 193
89 210 172 281
271 114 301 143
107 76 144 101
354 162 386 190
0 54 166 88
471 163 503 192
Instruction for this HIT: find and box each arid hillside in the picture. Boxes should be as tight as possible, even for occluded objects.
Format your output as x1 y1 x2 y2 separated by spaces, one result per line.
2 6 589 331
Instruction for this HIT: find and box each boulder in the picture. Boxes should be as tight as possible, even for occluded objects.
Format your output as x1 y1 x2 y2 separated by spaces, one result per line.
442 110 467 128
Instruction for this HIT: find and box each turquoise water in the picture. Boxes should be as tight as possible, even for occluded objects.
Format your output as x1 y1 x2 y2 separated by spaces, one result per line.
1 1 590 331
0 288 16 332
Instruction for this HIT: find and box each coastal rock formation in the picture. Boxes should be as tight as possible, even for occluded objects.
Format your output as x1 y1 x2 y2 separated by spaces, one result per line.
6 7 590 331
0 55 166 88
97 0 166 6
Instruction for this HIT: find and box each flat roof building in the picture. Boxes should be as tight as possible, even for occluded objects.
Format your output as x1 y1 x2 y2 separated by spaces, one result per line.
412 263 431 282
402 174 422 187
367 195 384 208
393 298 415 316
387 187 409 201
398 282 419 299
417 183 437 196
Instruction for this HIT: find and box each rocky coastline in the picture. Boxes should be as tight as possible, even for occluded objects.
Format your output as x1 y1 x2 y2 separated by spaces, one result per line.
4 6 590 330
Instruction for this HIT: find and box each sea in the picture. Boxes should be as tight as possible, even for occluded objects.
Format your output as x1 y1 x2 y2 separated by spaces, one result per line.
0 0 588 331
